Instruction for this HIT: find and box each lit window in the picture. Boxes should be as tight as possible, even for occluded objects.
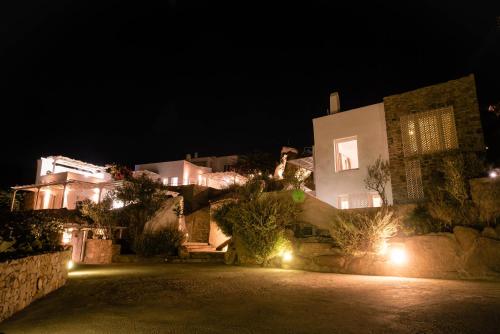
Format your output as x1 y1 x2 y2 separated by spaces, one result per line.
198 174 203 185
163 178 168 185
371 193 382 207
62 228 73 244
338 195 349 209
400 107 458 157
334 137 359 172
171 177 178 186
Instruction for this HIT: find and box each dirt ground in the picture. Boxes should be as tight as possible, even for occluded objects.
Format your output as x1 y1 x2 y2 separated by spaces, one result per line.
2 263 500 334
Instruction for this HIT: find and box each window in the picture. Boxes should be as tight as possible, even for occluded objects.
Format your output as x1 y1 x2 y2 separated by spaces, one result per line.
334 136 359 172
371 193 382 207
338 195 349 209
162 178 168 185
400 107 458 157
171 177 178 186
405 159 424 200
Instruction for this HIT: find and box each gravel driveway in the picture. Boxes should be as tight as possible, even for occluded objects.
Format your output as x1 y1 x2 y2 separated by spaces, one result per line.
2 263 500 334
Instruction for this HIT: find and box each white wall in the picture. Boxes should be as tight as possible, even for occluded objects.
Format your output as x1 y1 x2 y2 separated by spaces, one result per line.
135 160 211 186
313 103 393 208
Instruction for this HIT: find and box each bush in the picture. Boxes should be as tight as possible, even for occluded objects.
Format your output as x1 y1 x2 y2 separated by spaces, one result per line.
134 226 185 257
329 209 400 255
212 201 237 236
214 195 299 264
0 210 72 261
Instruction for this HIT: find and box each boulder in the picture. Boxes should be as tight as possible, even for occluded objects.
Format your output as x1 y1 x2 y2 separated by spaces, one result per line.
344 254 385 276
465 237 500 276
288 255 313 270
312 255 346 270
453 226 479 252
482 227 499 240
296 242 339 258
401 234 462 279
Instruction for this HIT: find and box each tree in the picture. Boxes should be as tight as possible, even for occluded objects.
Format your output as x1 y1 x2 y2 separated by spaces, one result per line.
364 156 391 206
114 174 171 239
233 150 278 176
78 196 116 240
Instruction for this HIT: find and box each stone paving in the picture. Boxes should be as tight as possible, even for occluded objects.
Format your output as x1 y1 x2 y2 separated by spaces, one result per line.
2 263 500 333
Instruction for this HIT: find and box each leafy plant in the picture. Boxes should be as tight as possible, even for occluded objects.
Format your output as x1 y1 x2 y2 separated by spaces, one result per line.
214 195 299 264
0 210 69 261
328 209 400 255
134 226 185 257
78 196 116 240
212 200 238 236
114 174 172 240
233 151 278 176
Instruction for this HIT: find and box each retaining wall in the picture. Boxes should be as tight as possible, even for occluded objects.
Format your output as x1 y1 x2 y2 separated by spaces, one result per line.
0 250 71 322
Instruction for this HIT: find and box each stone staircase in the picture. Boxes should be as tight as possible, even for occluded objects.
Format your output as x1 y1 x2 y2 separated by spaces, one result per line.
166 242 225 263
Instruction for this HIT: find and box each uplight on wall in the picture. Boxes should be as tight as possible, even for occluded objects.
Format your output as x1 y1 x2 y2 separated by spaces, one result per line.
389 246 408 265
281 251 293 262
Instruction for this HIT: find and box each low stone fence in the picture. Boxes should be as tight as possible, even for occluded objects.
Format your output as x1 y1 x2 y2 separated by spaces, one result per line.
0 250 71 322
83 239 114 264
287 226 500 280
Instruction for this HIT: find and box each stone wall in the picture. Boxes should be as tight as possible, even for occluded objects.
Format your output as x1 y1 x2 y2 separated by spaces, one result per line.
0 251 70 322
286 226 500 280
185 207 210 243
383 75 485 204
83 239 113 264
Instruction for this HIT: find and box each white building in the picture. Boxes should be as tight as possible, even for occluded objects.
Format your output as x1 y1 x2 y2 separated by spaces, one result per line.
135 157 246 189
135 159 211 187
312 94 393 209
186 153 238 172
12 156 116 210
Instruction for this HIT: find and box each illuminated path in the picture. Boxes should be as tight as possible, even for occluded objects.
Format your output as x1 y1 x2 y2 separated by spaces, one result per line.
2 263 500 333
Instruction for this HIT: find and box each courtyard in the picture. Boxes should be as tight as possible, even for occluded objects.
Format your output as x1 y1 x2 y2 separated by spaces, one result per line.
2 263 500 334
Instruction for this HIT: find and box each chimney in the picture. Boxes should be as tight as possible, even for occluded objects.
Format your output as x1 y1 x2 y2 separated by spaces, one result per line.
186 153 191 160
329 92 340 114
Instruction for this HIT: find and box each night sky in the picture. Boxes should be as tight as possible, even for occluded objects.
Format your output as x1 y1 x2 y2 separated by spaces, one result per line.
1 1 499 188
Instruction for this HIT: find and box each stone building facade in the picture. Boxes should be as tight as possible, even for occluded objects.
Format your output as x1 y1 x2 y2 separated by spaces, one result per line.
383 75 485 204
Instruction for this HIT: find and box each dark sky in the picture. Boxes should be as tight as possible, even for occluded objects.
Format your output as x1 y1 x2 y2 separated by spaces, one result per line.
1 1 499 188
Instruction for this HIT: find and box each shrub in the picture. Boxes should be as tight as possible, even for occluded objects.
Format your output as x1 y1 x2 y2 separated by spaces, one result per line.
0 210 70 261
329 209 400 255
134 226 185 257
212 201 237 236
401 204 441 235
78 197 116 240
214 195 299 264
114 174 172 240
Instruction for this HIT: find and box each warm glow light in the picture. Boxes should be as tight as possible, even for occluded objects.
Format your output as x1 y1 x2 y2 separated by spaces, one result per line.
282 251 293 262
489 171 498 178
171 177 178 186
112 200 124 209
67 260 74 270
62 228 73 244
43 189 52 209
377 240 388 255
389 247 407 265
